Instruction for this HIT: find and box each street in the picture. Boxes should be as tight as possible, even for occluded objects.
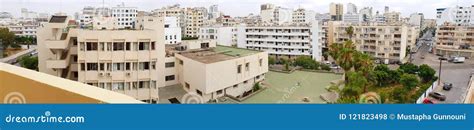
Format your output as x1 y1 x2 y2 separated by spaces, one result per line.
411 30 474 103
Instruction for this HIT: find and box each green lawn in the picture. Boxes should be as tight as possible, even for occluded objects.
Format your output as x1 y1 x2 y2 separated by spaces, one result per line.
242 71 342 103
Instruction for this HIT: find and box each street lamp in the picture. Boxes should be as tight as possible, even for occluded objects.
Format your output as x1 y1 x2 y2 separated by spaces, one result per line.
438 57 447 85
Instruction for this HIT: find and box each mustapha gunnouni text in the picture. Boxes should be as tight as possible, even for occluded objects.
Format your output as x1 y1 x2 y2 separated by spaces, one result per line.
397 113 466 121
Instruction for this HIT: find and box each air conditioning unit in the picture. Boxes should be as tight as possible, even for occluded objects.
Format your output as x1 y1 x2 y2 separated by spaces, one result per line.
126 72 131 76
99 72 104 76
106 73 111 76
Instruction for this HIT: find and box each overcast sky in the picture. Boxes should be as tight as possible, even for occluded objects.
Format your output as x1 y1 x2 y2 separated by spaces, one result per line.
0 0 473 19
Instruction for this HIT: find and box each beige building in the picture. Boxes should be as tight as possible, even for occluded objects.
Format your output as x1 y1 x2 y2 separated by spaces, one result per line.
383 12 400 24
38 15 165 103
330 3 343 21
165 39 269 101
184 7 205 38
328 22 420 63
434 23 474 58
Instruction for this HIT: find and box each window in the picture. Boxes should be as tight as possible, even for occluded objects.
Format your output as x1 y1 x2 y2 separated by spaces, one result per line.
139 42 149 50
165 62 175 68
179 60 183 65
165 75 175 81
139 62 150 70
86 42 98 51
113 42 124 51
86 63 98 71
259 59 263 67
200 42 209 48
79 42 85 51
106 63 112 71
125 42 131 51
151 61 156 69
125 62 130 70
113 63 124 71
99 42 105 51
106 42 112 51
151 42 155 50
139 81 150 89
99 63 105 71
245 63 249 71
112 82 124 91
80 63 85 71
237 65 242 73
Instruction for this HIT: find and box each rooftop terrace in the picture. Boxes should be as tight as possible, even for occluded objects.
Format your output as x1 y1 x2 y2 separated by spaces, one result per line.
179 45 260 64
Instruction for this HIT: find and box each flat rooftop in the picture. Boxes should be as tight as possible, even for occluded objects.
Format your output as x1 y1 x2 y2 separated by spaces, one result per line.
179 46 260 64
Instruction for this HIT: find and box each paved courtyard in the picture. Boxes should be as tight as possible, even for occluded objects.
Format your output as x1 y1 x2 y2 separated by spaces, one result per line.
241 71 342 103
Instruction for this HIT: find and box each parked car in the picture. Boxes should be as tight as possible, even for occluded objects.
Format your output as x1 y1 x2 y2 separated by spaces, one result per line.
422 98 436 104
429 92 446 101
453 57 465 63
442 83 453 91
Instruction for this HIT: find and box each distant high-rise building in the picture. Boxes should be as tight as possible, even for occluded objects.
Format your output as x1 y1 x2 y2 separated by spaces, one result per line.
346 3 357 14
409 13 424 28
260 4 293 25
111 3 137 29
208 4 220 20
330 3 343 21
384 6 389 13
436 5 474 26
359 7 373 22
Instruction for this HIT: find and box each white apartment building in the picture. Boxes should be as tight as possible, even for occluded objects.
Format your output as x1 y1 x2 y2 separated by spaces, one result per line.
343 14 361 24
434 23 474 58
374 11 386 23
208 5 221 20
347 3 358 14
328 22 420 63
7 23 38 37
437 5 474 26
261 4 293 25
359 7 373 22
38 15 164 103
198 25 237 46
292 8 316 24
164 17 182 44
153 4 186 36
165 40 268 101
236 23 323 61
409 13 424 28
111 4 137 29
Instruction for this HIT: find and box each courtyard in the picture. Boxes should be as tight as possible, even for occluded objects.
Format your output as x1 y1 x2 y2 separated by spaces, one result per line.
237 71 342 103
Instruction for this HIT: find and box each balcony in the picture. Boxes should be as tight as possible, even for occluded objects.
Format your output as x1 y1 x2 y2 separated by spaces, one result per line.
46 59 67 69
45 40 68 50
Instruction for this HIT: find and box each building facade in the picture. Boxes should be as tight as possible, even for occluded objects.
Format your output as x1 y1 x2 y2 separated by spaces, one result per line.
330 3 343 21
236 23 323 61
436 5 474 26
434 23 474 58
111 4 137 29
198 25 237 46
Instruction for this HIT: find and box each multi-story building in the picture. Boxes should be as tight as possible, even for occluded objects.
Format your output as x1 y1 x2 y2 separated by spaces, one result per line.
184 7 205 38
330 3 343 21
260 4 293 25
374 11 385 23
328 22 420 63
384 11 400 24
38 15 164 103
236 23 323 61
7 22 38 37
346 3 357 14
164 17 182 44
343 13 361 24
359 7 373 22
165 40 268 101
153 4 186 36
208 4 221 20
409 13 424 28
434 23 474 58
315 13 331 22
198 25 237 46
292 8 316 24
111 3 137 29
437 5 474 26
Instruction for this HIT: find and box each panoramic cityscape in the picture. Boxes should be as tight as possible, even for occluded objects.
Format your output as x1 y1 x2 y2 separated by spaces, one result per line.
0 0 473 104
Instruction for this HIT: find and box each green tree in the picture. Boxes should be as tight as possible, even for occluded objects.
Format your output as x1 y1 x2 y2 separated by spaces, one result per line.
399 74 419 90
392 87 408 103
284 62 290 71
321 64 331 71
418 64 436 83
342 71 366 97
346 26 354 40
268 57 276 65
0 28 16 49
398 63 419 74
294 56 319 69
19 56 38 70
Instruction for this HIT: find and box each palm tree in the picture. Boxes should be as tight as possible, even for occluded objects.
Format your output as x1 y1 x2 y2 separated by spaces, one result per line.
338 40 355 73
345 26 354 40
353 52 374 92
